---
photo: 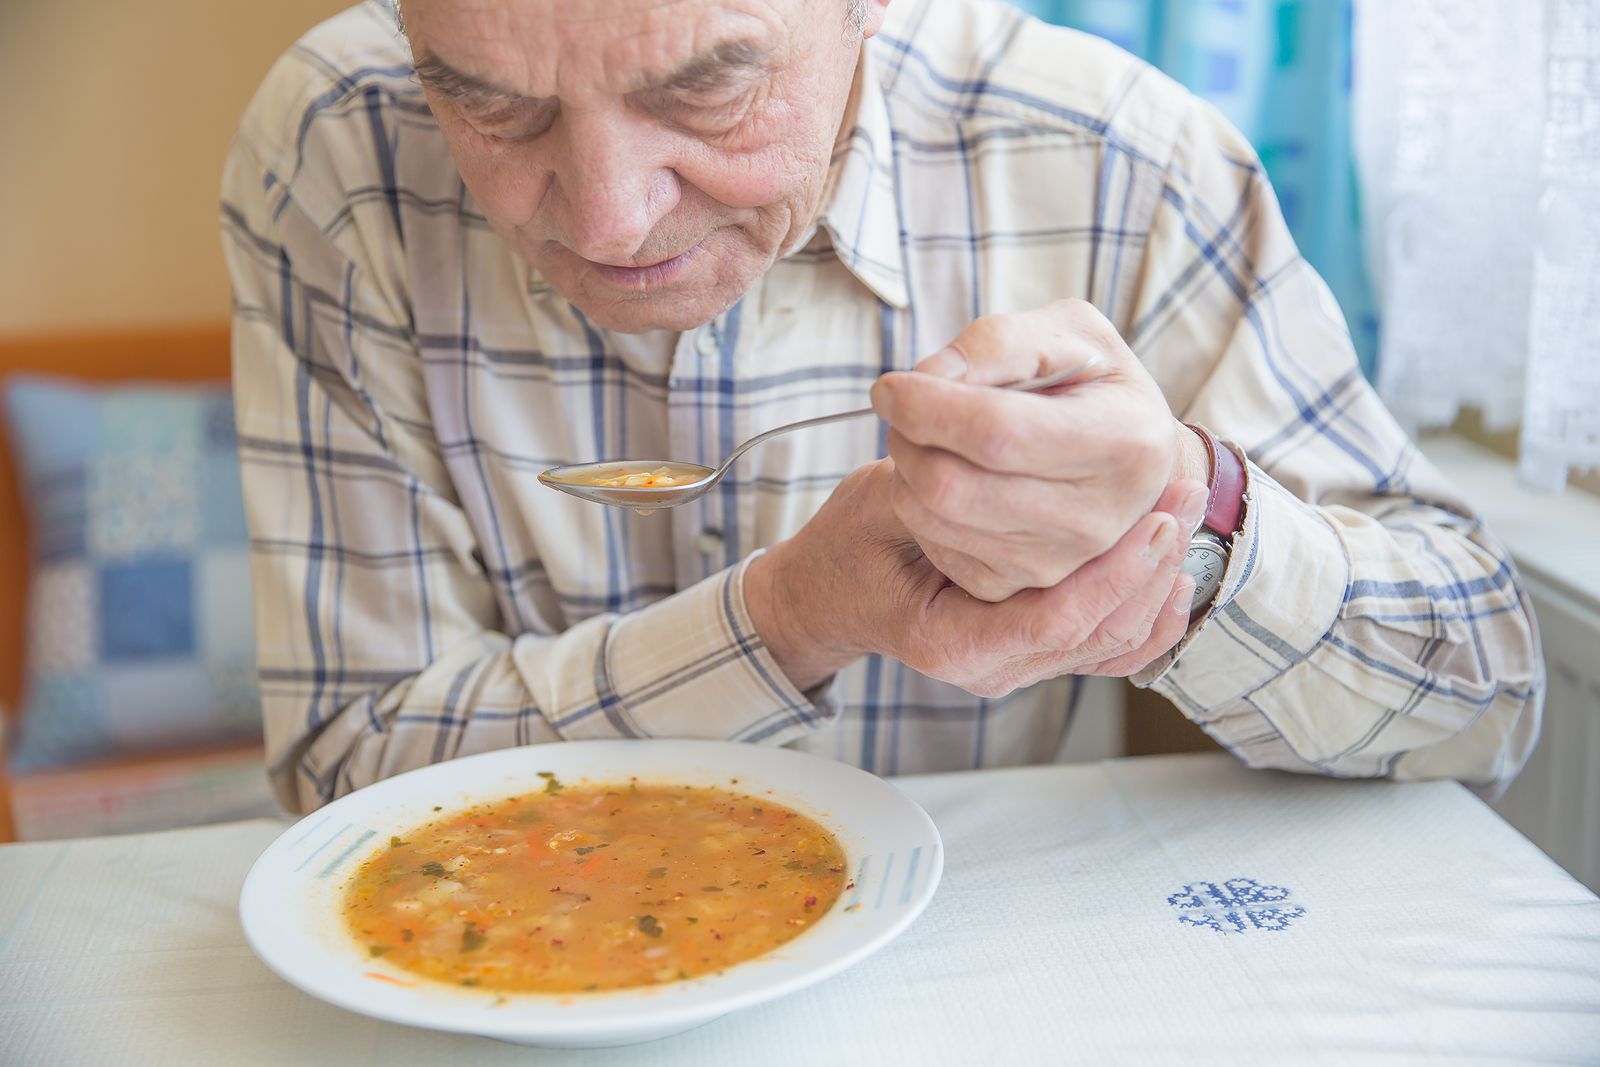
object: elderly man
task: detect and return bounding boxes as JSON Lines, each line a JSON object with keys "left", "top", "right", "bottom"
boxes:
{"left": 222, "top": 0, "right": 1542, "bottom": 814}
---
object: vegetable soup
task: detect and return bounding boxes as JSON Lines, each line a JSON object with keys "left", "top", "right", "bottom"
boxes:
{"left": 342, "top": 776, "right": 848, "bottom": 993}
{"left": 553, "top": 464, "right": 707, "bottom": 489}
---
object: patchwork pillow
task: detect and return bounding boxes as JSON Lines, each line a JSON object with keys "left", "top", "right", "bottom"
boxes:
{"left": 3, "top": 375, "right": 261, "bottom": 771}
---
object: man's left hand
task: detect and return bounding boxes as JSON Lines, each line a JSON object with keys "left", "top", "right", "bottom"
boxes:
{"left": 870, "top": 298, "right": 1211, "bottom": 603}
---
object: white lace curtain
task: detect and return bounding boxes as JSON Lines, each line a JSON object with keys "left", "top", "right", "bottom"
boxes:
{"left": 1354, "top": 0, "right": 1600, "bottom": 491}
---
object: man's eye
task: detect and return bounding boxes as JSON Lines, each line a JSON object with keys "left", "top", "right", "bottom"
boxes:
{"left": 661, "top": 87, "right": 758, "bottom": 129}
{"left": 675, "top": 85, "right": 752, "bottom": 110}
{"left": 462, "top": 100, "right": 556, "bottom": 141}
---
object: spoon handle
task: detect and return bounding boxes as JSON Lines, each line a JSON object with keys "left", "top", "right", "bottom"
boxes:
{"left": 714, "top": 406, "right": 876, "bottom": 474}
{"left": 713, "top": 358, "right": 1099, "bottom": 478}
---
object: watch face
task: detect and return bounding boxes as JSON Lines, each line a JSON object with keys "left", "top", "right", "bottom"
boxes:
{"left": 1181, "top": 538, "right": 1228, "bottom": 613}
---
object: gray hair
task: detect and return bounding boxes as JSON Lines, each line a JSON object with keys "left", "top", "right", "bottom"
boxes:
{"left": 393, "top": 1, "right": 871, "bottom": 40}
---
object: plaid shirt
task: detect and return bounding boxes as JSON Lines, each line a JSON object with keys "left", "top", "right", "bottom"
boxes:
{"left": 222, "top": 0, "right": 1542, "bottom": 813}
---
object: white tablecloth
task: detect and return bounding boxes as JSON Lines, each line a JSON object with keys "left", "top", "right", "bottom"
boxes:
{"left": 3, "top": 754, "right": 1598, "bottom": 1065}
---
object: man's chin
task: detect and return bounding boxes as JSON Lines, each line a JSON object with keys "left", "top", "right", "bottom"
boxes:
{"left": 559, "top": 280, "right": 750, "bottom": 335}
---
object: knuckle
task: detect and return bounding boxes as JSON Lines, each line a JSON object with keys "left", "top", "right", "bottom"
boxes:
{"left": 1103, "top": 613, "right": 1154, "bottom": 653}
{"left": 1055, "top": 296, "right": 1098, "bottom": 321}
{"left": 888, "top": 477, "right": 921, "bottom": 526}
{"left": 1105, "top": 555, "right": 1151, "bottom": 603}
{"left": 973, "top": 424, "right": 1021, "bottom": 470}
{"left": 966, "top": 313, "right": 1017, "bottom": 353}
{"left": 964, "top": 576, "right": 1011, "bottom": 603}
{"left": 1031, "top": 606, "right": 1089, "bottom": 650}
{"left": 1020, "top": 555, "right": 1068, "bottom": 590}
{"left": 919, "top": 457, "right": 968, "bottom": 520}
{"left": 1057, "top": 297, "right": 1118, "bottom": 343}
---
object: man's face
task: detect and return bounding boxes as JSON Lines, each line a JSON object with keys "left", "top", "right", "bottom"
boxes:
{"left": 402, "top": 0, "right": 881, "bottom": 333}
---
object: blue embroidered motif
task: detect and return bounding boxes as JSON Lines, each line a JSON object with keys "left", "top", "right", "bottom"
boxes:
{"left": 1167, "top": 878, "right": 1306, "bottom": 934}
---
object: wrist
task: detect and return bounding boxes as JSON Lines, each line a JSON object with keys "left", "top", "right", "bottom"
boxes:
{"left": 743, "top": 544, "right": 859, "bottom": 691}
{"left": 1173, "top": 421, "right": 1212, "bottom": 491}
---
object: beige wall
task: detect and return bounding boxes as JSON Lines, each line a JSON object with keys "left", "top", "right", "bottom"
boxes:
{"left": 0, "top": 0, "right": 351, "bottom": 334}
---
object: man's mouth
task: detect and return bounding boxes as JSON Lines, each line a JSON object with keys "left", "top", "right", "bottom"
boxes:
{"left": 585, "top": 243, "right": 703, "bottom": 289}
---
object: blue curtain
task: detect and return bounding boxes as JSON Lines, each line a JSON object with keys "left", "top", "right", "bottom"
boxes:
{"left": 1010, "top": 0, "right": 1377, "bottom": 373}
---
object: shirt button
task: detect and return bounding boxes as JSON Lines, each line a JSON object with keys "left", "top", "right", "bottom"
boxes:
{"left": 695, "top": 528, "right": 725, "bottom": 557}
{"left": 695, "top": 328, "right": 718, "bottom": 358}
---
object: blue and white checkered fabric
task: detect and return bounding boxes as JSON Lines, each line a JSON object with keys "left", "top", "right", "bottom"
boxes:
{"left": 4, "top": 377, "right": 261, "bottom": 770}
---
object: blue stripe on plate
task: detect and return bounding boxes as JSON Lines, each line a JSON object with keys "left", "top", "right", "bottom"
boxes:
{"left": 901, "top": 846, "right": 923, "bottom": 905}
{"left": 318, "top": 829, "right": 377, "bottom": 880}
{"left": 875, "top": 852, "right": 897, "bottom": 910}
{"left": 291, "top": 814, "right": 333, "bottom": 849}
{"left": 295, "top": 824, "right": 351, "bottom": 873}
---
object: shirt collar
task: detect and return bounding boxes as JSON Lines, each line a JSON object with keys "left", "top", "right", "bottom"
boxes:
{"left": 811, "top": 43, "right": 910, "bottom": 310}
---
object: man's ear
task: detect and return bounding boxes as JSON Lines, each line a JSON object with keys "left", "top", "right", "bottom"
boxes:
{"left": 861, "top": 0, "right": 891, "bottom": 39}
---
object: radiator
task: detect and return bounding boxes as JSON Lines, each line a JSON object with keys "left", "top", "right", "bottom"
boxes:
{"left": 1492, "top": 569, "right": 1600, "bottom": 893}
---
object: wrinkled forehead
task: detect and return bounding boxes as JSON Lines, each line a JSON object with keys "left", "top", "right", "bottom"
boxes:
{"left": 399, "top": 0, "right": 801, "bottom": 99}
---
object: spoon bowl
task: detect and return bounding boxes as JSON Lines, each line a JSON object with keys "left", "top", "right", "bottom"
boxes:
{"left": 536, "top": 460, "right": 717, "bottom": 511}
{"left": 538, "top": 360, "right": 1099, "bottom": 513}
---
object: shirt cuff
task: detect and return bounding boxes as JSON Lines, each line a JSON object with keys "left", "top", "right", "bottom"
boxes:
{"left": 1131, "top": 449, "right": 1350, "bottom": 698}
{"left": 515, "top": 556, "right": 840, "bottom": 746}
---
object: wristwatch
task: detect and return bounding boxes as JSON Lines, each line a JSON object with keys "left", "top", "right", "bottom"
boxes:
{"left": 1179, "top": 424, "right": 1247, "bottom": 617}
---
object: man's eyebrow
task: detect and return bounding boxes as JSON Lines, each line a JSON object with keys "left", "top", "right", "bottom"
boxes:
{"left": 412, "top": 54, "right": 524, "bottom": 101}
{"left": 649, "top": 40, "right": 772, "bottom": 93}
{"left": 412, "top": 39, "right": 772, "bottom": 103}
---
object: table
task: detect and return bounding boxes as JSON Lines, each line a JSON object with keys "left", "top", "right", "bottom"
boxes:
{"left": 3, "top": 754, "right": 1598, "bottom": 1065}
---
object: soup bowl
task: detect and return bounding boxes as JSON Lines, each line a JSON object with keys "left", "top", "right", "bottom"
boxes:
{"left": 238, "top": 739, "right": 943, "bottom": 1048}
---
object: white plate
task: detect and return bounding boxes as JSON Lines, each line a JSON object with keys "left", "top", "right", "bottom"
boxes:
{"left": 239, "top": 739, "right": 942, "bottom": 1048}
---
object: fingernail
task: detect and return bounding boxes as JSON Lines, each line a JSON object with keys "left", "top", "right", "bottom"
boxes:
{"left": 1144, "top": 514, "right": 1177, "bottom": 560}
{"left": 916, "top": 346, "right": 968, "bottom": 380}
{"left": 1180, "top": 485, "right": 1208, "bottom": 533}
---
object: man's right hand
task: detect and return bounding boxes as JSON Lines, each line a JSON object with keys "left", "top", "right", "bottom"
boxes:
{"left": 743, "top": 460, "right": 1202, "bottom": 698}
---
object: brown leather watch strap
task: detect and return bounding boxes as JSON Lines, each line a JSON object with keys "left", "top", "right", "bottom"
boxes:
{"left": 1185, "top": 423, "right": 1246, "bottom": 536}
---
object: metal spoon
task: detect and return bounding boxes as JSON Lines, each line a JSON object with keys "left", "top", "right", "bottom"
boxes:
{"left": 537, "top": 359, "right": 1099, "bottom": 512}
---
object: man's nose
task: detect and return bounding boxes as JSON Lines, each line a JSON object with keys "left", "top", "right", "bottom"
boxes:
{"left": 552, "top": 108, "right": 680, "bottom": 264}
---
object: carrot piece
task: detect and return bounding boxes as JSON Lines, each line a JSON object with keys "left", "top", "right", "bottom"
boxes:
{"left": 364, "top": 971, "right": 418, "bottom": 987}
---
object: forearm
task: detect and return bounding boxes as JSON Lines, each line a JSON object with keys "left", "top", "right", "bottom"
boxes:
{"left": 264, "top": 559, "right": 838, "bottom": 813}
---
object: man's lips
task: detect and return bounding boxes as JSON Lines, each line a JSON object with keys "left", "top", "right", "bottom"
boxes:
{"left": 584, "top": 243, "right": 703, "bottom": 289}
